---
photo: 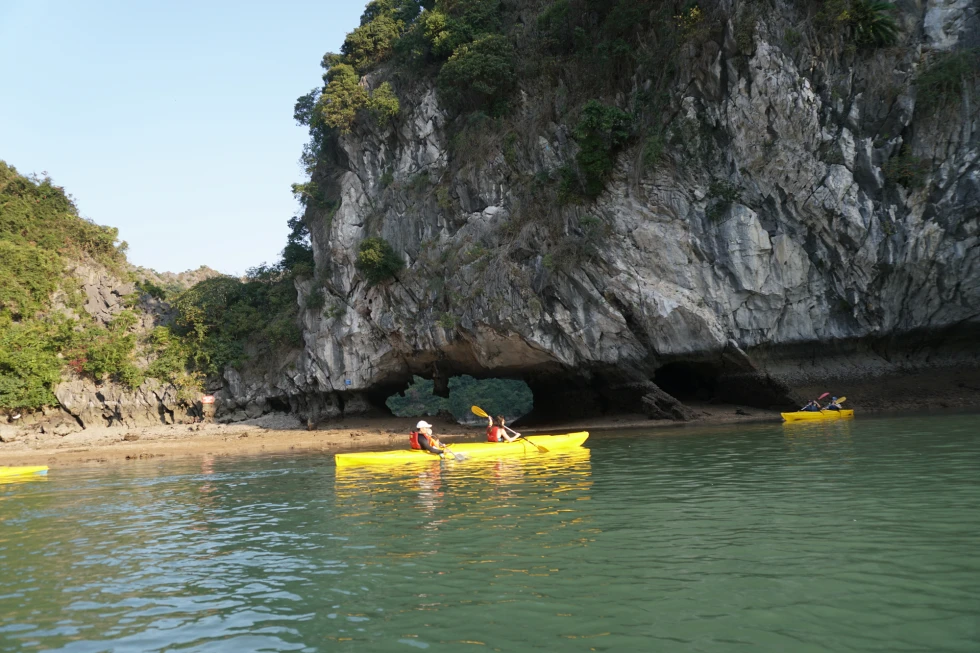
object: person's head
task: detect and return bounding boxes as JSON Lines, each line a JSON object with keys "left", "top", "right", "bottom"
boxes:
{"left": 416, "top": 420, "right": 433, "bottom": 435}
{"left": 831, "top": 397, "right": 837, "bottom": 402}
{"left": 495, "top": 415, "right": 506, "bottom": 426}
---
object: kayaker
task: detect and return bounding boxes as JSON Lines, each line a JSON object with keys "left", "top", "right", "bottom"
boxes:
{"left": 410, "top": 420, "right": 447, "bottom": 457}
{"left": 801, "top": 399, "right": 823, "bottom": 412}
{"left": 486, "top": 415, "right": 517, "bottom": 443}
{"left": 825, "top": 397, "right": 842, "bottom": 411}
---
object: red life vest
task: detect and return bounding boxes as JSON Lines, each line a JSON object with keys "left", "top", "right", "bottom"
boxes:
{"left": 410, "top": 430, "right": 433, "bottom": 450}
{"left": 487, "top": 425, "right": 504, "bottom": 442}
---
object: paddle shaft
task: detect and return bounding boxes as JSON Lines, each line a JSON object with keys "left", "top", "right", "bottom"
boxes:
{"left": 820, "top": 396, "right": 847, "bottom": 412}
{"left": 471, "top": 405, "right": 547, "bottom": 452}
{"left": 440, "top": 446, "right": 465, "bottom": 461}
{"left": 502, "top": 425, "right": 547, "bottom": 452}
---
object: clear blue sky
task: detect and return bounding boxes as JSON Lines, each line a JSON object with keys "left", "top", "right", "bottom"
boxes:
{"left": 0, "top": 0, "right": 363, "bottom": 275}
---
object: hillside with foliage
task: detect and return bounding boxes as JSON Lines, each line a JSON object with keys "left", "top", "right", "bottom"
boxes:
{"left": 0, "top": 161, "right": 144, "bottom": 411}
{"left": 158, "top": 260, "right": 309, "bottom": 380}
{"left": 0, "top": 161, "right": 313, "bottom": 415}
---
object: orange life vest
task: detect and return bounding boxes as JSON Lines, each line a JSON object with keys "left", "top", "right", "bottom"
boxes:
{"left": 410, "top": 430, "right": 434, "bottom": 450}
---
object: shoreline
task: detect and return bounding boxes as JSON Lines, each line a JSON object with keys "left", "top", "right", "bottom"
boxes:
{"left": 3, "top": 400, "right": 977, "bottom": 468}
{"left": 0, "top": 403, "right": 781, "bottom": 467}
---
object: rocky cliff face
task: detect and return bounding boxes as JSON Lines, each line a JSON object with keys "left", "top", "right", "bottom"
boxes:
{"left": 225, "top": 1, "right": 979, "bottom": 421}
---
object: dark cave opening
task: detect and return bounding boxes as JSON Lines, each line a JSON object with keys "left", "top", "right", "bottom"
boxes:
{"left": 520, "top": 367, "right": 664, "bottom": 426}
{"left": 268, "top": 396, "right": 291, "bottom": 413}
{"left": 520, "top": 376, "right": 604, "bottom": 426}
{"left": 653, "top": 361, "right": 720, "bottom": 402}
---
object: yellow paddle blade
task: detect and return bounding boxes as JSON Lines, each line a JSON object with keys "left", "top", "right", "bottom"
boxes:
{"left": 471, "top": 405, "right": 489, "bottom": 418}
{"left": 837, "top": 396, "right": 847, "bottom": 404}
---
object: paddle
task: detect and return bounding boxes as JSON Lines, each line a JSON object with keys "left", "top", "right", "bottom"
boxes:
{"left": 800, "top": 392, "right": 830, "bottom": 411}
{"left": 418, "top": 430, "right": 465, "bottom": 461}
{"left": 470, "top": 405, "right": 548, "bottom": 453}
{"left": 820, "top": 396, "right": 847, "bottom": 412}
{"left": 442, "top": 446, "right": 467, "bottom": 462}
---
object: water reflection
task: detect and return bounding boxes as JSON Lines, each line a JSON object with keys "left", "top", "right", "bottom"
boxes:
{"left": 782, "top": 416, "right": 855, "bottom": 438}
{"left": 0, "top": 473, "right": 49, "bottom": 487}
{"left": 334, "top": 449, "right": 592, "bottom": 503}
{"left": 3, "top": 419, "right": 979, "bottom": 652}
{"left": 782, "top": 416, "right": 856, "bottom": 464}
{"left": 324, "top": 449, "right": 596, "bottom": 648}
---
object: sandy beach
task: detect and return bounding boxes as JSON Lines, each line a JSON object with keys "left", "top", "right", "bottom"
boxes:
{"left": 0, "top": 403, "right": 792, "bottom": 467}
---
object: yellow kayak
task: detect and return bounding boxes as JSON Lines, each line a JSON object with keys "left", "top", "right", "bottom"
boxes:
{"left": 781, "top": 410, "right": 854, "bottom": 422}
{"left": 335, "top": 432, "right": 589, "bottom": 467}
{"left": 0, "top": 466, "right": 49, "bottom": 478}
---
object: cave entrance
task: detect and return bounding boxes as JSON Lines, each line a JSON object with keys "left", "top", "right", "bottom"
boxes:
{"left": 654, "top": 361, "right": 720, "bottom": 402}
{"left": 385, "top": 375, "right": 534, "bottom": 425}
{"left": 520, "top": 374, "right": 608, "bottom": 426}
{"left": 268, "top": 397, "right": 291, "bottom": 413}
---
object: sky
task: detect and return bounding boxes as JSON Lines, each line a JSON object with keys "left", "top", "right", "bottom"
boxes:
{"left": 0, "top": 0, "right": 364, "bottom": 275}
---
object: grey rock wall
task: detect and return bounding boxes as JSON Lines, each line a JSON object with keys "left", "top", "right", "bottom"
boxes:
{"left": 212, "top": 5, "right": 980, "bottom": 419}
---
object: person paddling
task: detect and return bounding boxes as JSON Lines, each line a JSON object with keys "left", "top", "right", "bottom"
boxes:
{"left": 410, "top": 420, "right": 448, "bottom": 457}
{"left": 486, "top": 415, "right": 517, "bottom": 443}
{"left": 800, "top": 399, "right": 823, "bottom": 412}
{"left": 825, "top": 397, "right": 842, "bottom": 411}
{"left": 799, "top": 392, "right": 833, "bottom": 412}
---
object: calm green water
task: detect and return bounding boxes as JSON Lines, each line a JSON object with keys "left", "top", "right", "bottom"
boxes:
{"left": 2, "top": 414, "right": 978, "bottom": 652}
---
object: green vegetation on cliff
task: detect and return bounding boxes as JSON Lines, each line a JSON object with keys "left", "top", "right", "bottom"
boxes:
{"left": 166, "top": 268, "right": 304, "bottom": 377}
{"left": 914, "top": 48, "right": 980, "bottom": 114}
{"left": 0, "top": 161, "right": 312, "bottom": 413}
{"left": 356, "top": 237, "right": 404, "bottom": 285}
{"left": 818, "top": 0, "right": 899, "bottom": 48}
{"left": 0, "top": 161, "right": 142, "bottom": 410}
{"left": 144, "top": 215, "right": 312, "bottom": 384}
{"left": 570, "top": 100, "right": 633, "bottom": 199}
{"left": 0, "top": 163, "right": 124, "bottom": 318}
{"left": 297, "top": 0, "right": 697, "bottom": 222}
{"left": 299, "top": 0, "right": 911, "bottom": 213}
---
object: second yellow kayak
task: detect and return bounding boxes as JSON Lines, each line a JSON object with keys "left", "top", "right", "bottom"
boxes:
{"left": 335, "top": 432, "right": 589, "bottom": 466}
{"left": 781, "top": 410, "right": 854, "bottom": 422}
{"left": 0, "top": 466, "right": 49, "bottom": 478}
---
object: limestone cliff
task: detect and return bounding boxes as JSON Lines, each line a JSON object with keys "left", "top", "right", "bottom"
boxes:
{"left": 224, "top": 0, "right": 979, "bottom": 421}
{"left": 49, "top": 265, "right": 224, "bottom": 431}
{"left": 3, "top": 263, "right": 224, "bottom": 440}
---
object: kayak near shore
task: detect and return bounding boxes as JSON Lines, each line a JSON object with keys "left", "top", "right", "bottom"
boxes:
{"left": 0, "top": 466, "right": 49, "bottom": 478}
{"left": 335, "top": 432, "right": 589, "bottom": 466}
{"left": 781, "top": 410, "right": 855, "bottom": 422}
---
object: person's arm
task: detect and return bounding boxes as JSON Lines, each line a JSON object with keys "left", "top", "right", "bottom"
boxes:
{"left": 418, "top": 433, "right": 443, "bottom": 455}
